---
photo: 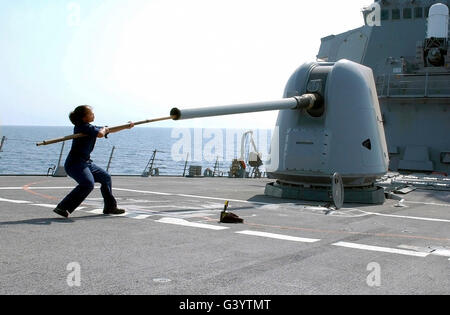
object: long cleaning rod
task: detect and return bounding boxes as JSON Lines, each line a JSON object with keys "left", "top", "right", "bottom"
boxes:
{"left": 36, "top": 116, "right": 175, "bottom": 146}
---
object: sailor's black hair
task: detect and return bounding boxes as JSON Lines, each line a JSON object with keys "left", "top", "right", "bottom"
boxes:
{"left": 69, "top": 105, "right": 92, "bottom": 126}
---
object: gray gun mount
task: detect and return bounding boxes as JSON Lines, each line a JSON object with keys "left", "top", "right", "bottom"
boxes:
{"left": 171, "top": 59, "right": 389, "bottom": 204}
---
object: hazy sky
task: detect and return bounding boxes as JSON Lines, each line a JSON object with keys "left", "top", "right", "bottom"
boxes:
{"left": 0, "top": 0, "right": 368, "bottom": 129}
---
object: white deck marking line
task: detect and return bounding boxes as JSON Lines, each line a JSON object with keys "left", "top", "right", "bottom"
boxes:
{"left": 23, "top": 187, "right": 78, "bottom": 190}
{"left": 87, "top": 209, "right": 127, "bottom": 217}
{"left": 398, "top": 245, "right": 450, "bottom": 258}
{"left": 405, "top": 201, "right": 450, "bottom": 207}
{"left": 236, "top": 230, "right": 320, "bottom": 243}
{"left": 114, "top": 188, "right": 450, "bottom": 224}
{"left": 175, "top": 193, "right": 271, "bottom": 205}
{"left": 5, "top": 186, "right": 450, "bottom": 208}
{"left": 27, "top": 204, "right": 86, "bottom": 210}
{"left": 332, "top": 242, "right": 429, "bottom": 257}
{"left": 7, "top": 186, "right": 450, "bottom": 223}
{"left": 157, "top": 217, "right": 229, "bottom": 230}
{"left": 0, "top": 194, "right": 148, "bottom": 220}
{"left": 0, "top": 186, "right": 102, "bottom": 191}
{"left": 29, "top": 204, "right": 57, "bottom": 208}
{"left": 85, "top": 205, "right": 174, "bottom": 210}
{"left": 113, "top": 188, "right": 173, "bottom": 196}
{"left": 126, "top": 213, "right": 151, "bottom": 220}
{"left": 138, "top": 205, "right": 174, "bottom": 209}
{"left": 87, "top": 209, "right": 104, "bottom": 214}
{"left": 113, "top": 188, "right": 270, "bottom": 205}
{"left": 428, "top": 249, "right": 450, "bottom": 257}
{"left": 361, "top": 211, "right": 450, "bottom": 223}
{"left": 0, "top": 197, "right": 32, "bottom": 204}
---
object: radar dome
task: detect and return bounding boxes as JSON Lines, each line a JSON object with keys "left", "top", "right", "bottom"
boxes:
{"left": 427, "top": 3, "right": 449, "bottom": 39}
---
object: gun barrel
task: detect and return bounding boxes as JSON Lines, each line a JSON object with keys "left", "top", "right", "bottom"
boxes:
{"left": 171, "top": 94, "right": 318, "bottom": 121}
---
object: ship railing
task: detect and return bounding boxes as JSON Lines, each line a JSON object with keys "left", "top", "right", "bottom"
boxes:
{"left": 98, "top": 146, "right": 267, "bottom": 178}
{"left": 0, "top": 139, "right": 268, "bottom": 178}
{"left": 376, "top": 72, "right": 450, "bottom": 98}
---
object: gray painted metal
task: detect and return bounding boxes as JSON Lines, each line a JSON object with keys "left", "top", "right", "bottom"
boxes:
{"left": 266, "top": 59, "right": 389, "bottom": 188}
{"left": 173, "top": 60, "right": 388, "bottom": 193}
{"left": 170, "top": 95, "right": 316, "bottom": 120}
{"left": 0, "top": 136, "right": 6, "bottom": 152}
{"left": 332, "top": 173, "right": 344, "bottom": 209}
{"left": 52, "top": 142, "right": 67, "bottom": 177}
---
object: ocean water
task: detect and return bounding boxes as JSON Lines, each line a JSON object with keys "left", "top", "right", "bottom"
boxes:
{"left": 0, "top": 126, "right": 272, "bottom": 176}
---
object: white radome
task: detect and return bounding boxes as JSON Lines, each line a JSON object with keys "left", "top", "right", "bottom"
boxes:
{"left": 427, "top": 3, "right": 449, "bottom": 39}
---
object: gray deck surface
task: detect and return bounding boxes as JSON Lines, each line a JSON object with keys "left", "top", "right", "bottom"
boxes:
{"left": 0, "top": 176, "right": 449, "bottom": 295}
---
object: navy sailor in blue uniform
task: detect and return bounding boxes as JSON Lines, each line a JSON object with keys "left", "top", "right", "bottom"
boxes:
{"left": 53, "top": 105, "right": 134, "bottom": 218}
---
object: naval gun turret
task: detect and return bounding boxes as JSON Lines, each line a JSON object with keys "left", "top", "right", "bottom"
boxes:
{"left": 172, "top": 59, "right": 389, "bottom": 205}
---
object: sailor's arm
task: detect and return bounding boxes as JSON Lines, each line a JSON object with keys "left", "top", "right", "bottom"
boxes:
{"left": 98, "top": 122, "right": 135, "bottom": 138}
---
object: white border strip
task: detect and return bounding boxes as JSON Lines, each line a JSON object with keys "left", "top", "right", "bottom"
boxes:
{"left": 333, "top": 241, "right": 429, "bottom": 257}
{"left": 236, "top": 230, "right": 320, "bottom": 243}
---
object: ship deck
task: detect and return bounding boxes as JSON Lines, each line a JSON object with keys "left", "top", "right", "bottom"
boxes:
{"left": 0, "top": 176, "right": 449, "bottom": 295}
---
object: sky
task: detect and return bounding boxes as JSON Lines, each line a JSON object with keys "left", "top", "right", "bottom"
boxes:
{"left": 0, "top": 0, "right": 369, "bottom": 129}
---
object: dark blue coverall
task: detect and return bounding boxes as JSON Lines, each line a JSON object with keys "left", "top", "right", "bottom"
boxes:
{"left": 57, "top": 123, "right": 117, "bottom": 213}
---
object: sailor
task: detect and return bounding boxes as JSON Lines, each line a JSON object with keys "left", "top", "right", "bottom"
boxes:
{"left": 53, "top": 105, "right": 134, "bottom": 218}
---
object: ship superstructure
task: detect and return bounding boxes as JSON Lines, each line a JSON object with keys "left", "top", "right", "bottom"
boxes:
{"left": 318, "top": 0, "right": 450, "bottom": 173}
